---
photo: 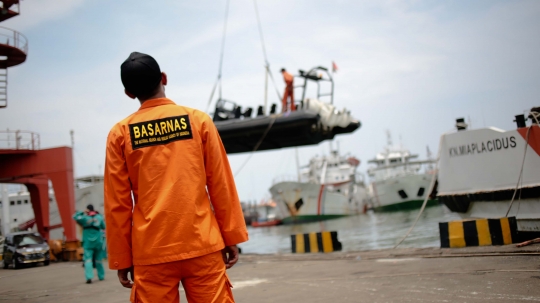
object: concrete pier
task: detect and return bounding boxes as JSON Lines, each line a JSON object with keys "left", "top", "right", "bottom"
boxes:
{"left": 1, "top": 245, "right": 540, "bottom": 302}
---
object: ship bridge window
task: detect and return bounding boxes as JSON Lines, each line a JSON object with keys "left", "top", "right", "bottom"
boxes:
{"left": 24, "top": 200, "right": 28, "bottom": 204}
{"left": 10, "top": 201, "right": 15, "bottom": 206}
{"left": 417, "top": 187, "right": 425, "bottom": 197}
{"left": 17, "top": 200, "right": 21, "bottom": 205}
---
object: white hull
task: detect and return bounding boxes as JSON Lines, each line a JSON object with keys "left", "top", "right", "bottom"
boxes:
{"left": 438, "top": 123, "right": 540, "bottom": 231}
{"left": 369, "top": 173, "right": 434, "bottom": 210}
{"left": 269, "top": 181, "right": 365, "bottom": 221}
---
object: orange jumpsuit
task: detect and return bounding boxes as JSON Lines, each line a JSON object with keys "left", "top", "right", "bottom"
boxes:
{"left": 282, "top": 71, "right": 295, "bottom": 112}
{"left": 104, "top": 98, "right": 248, "bottom": 302}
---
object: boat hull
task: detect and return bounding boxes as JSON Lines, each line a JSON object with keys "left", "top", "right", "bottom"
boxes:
{"left": 369, "top": 173, "right": 436, "bottom": 212}
{"left": 269, "top": 181, "right": 362, "bottom": 223}
{"left": 372, "top": 199, "right": 438, "bottom": 212}
{"left": 437, "top": 125, "right": 540, "bottom": 231}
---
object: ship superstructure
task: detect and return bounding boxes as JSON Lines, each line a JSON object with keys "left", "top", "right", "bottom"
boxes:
{"left": 367, "top": 133, "right": 437, "bottom": 211}
{"left": 270, "top": 149, "right": 368, "bottom": 224}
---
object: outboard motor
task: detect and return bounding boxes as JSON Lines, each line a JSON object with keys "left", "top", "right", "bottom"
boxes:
{"left": 270, "top": 104, "right": 277, "bottom": 114}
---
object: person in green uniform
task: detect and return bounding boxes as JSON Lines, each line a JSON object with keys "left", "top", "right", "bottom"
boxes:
{"left": 73, "top": 204, "right": 106, "bottom": 284}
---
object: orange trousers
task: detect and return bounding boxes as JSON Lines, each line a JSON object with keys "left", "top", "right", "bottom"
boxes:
{"left": 282, "top": 85, "right": 295, "bottom": 112}
{"left": 131, "top": 251, "right": 234, "bottom": 303}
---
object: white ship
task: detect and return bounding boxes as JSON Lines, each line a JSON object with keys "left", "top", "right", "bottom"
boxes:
{"left": 269, "top": 148, "right": 368, "bottom": 224}
{"left": 366, "top": 132, "right": 437, "bottom": 212}
{"left": 0, "top": 176, "right": 104, "bottom": 240}
{"left": 438, "top": 109, "right": 540, "bottom": 233}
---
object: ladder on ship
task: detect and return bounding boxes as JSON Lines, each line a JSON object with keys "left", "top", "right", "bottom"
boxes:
{"left": 0, "top": 68, "right": 6, "bottom": 108}
{"left": 0, "top": 0, "right": 26, "bottom": 109}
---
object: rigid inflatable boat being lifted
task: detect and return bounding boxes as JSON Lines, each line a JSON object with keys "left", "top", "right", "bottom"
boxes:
{"left": 212, "top": 66, "right": 361, "bottom": 154}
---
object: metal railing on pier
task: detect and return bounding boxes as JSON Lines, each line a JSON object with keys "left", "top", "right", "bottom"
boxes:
{"left": 0, "top": 130, "right": 40, "bottom": 150}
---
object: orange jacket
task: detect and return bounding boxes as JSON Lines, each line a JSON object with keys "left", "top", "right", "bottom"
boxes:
{"left": 104, "top": 98, "right": 248, "bottom": 270}
{"left": 282, "top": 71, "right": 294, "bottom": 86}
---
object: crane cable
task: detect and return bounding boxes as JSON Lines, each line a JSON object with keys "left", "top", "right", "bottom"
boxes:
{"left": 207, "top": 0, "right": 282, "bottom": 177}
{"left": 234, "top": 116, "right": 277, "bottom": 177}
{"left": 252, "top": 0, "right": 282, "bottom": 101}
{"left": 233, "top": 0, "right": 284, "bottom": 177}
{"left": 206, "top": 0, "right": 231, "bottom": 113}
{"left": 393, "top": 135, "right": 443, "bottom": 249}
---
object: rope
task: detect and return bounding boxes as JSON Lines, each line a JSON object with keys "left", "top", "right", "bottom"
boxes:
{"left": 393, "top": 135, "right": 443, "bottom": 249}
{"left": 505, "top": 111, "right": 540, "bottom": 217}
{"left": 252, "top": 0, "right": 282, "bottom": 101}
{"left": 206, "top": 0, "right": 230, "bottom": 113}
{"left": 234, "top": 116, "right": 277, "bottom": 177}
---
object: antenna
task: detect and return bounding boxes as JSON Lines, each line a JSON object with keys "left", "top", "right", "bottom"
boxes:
{"left": 386, "top": 130, "right": 392, "bottom": 147}
{"left": 70, "top": 129, "right": 74, "bottom": 148}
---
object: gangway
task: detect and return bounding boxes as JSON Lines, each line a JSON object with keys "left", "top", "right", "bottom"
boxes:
{"left": 0, "top": 0, "right": 27, "bottom": 108}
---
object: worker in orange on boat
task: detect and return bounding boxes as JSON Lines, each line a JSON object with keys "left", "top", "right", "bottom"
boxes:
{"left": 281, "top": 68, "right": 296, "bottom": 112}
{"left": 104, "top": 52, "right": 248, "bottom": 303}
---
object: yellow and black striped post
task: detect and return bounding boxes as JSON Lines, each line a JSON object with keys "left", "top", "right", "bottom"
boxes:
{"left": 291, "top": 231, "right": 342, "bottom": 253}
{"left": 439, "top": 217, "right": 517, "bottom": 248}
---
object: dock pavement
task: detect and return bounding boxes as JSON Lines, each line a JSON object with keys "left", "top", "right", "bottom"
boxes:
{"left": 1, "top": 245, "right": 540, "bottom": 302}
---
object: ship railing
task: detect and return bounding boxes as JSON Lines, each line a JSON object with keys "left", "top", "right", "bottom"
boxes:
{"left": 367, "top": 159, "right": 435, "bottom": 172}
{"left": 0, "top": 26, "right": 28, "bottom": 55}
{"left": 272, "top": 175, "right": 299, "bottom": 185}
{"left": 0, "top": 130, "right": 40, "bottom": 150}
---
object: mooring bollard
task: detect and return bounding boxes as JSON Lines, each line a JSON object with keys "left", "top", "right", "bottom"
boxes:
{"left": 439, "top": 217, "right": 517, "bottom": 248}
{"left": 291, "top": 231, "right": 342, "bottom": 253}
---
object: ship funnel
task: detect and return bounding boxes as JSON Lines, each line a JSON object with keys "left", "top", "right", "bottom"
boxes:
{"left": 455, "top": 118, "right": 468, "bottom": 131}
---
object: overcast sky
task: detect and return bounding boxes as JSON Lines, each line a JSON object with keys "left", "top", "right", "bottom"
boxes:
{"left": 1, "top": 0, "right": 539, "bottom": 202}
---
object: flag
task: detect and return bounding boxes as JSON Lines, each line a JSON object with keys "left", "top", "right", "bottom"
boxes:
{"left": 332, "top": 61, "right": 338, "bottom": 73}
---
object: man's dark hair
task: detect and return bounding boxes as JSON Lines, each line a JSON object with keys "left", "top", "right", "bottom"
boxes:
{"left": 121, "top": 52, "right": 162, "bottom": 99}
{"left": 87, "top": 204, "right": 94, "bottom": 212}
{"left": 281, "top": 68, "right": 286, "bottom": 72}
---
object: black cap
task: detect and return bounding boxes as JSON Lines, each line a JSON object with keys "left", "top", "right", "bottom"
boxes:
{"left": 87, "top": 204, "right": 94, "bottom": 211}
{"left": 121, "top": 52, "right": 162, "bottom": 96}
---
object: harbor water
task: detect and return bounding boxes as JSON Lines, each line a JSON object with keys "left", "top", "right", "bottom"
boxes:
{"left": 240, "top": 205, "right": 461, "bottom": 254}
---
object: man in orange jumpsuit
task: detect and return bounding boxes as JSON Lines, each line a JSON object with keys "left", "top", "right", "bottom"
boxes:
{"left": 104, "top": 52, "right": 248, "bottom": 303}
{"left": 281, "top": 68, "right": 296, "bottom": 112}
